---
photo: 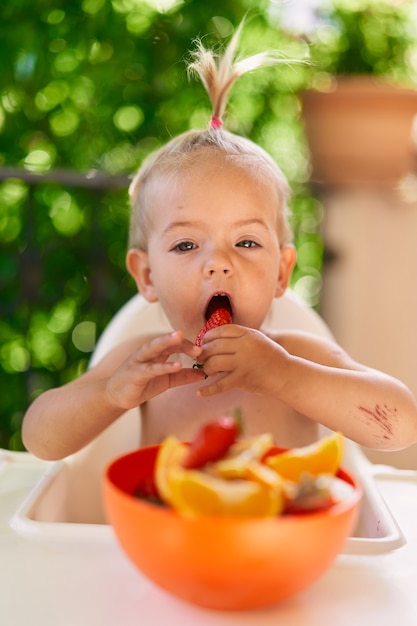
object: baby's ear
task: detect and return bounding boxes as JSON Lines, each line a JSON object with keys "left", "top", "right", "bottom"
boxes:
{"left": 126, "top": 248, "right": 158, "bottom": 302}
{"left": 275, "top": 244, "right": 297, "bottom": 297}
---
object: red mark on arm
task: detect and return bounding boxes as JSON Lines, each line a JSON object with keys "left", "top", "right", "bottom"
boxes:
{"left": 358, "top": 404, "right": 397, "bottom": 439}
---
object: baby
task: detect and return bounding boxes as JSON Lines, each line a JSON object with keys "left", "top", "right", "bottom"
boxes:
{"left": 22, "top": 24, "right": 417, "bottom": 460}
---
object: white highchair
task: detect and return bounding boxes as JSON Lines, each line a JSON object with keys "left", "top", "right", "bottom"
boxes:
{"left": 60, "top": 289, "right": 366, "bottom": 524}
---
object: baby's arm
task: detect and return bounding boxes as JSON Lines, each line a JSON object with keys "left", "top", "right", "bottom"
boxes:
{"left": 197, "top": 325, "right": 417, "bottom": 451}
{"left": 22, "top": 331, "right": 204, "bottom": 460}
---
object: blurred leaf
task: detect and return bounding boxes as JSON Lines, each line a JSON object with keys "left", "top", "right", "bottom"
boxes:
{"left": 0, "top": 0, "right": 322, "bottom": 450}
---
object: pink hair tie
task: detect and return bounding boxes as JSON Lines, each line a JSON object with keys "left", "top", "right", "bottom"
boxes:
{"left": 210, "top": 115, "right": 223, "bottom": 129}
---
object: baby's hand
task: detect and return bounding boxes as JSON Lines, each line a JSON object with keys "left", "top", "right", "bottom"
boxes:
{"left": 196, "top": 325, "right": 289, "bottom": 397}
{"left": 105, "top": 331, "right": 205, "bottom": 410}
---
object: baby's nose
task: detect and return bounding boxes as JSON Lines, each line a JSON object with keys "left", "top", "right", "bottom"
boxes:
{"left": 204, "top": 251, "right": 233, "bottom": 277}
{"left": 209, "top": 267, "right": 230, "bottom": 275}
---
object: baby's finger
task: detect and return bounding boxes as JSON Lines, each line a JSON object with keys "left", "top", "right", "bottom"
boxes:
{"left": 196, "top": 373, "right": 233, "bottom": 397}
{"left": 177, "top": 339, "right": 202, "bottom": 359}
{"left": 197, "top": 353, "right": 236, "bottom": 377}
{"left": 134, "top": 331, "right": 185, "bottom": 363}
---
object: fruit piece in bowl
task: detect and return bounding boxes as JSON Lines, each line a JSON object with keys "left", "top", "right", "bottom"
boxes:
{"left": 103, "top": 420, "right": 361, "bottom": 611}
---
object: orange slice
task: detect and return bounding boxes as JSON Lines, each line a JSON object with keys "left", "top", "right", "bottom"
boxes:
{"left": 245, "top": 460, "right": 286, "bottom": 491}
{"left": 211, "top": 433, "right": 274, "bottom": 479}
{"left": 167, "top": 467, "right": 283, "bottom": 517}
{"left": 154, "top": 436, "right": 188, "bottom": 504}
{"left": 265, "top": 432, "right": 344, "bottom": 482}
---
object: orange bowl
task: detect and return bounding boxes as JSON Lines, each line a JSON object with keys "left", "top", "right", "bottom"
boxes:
{"left": 103, "top": 445, "right": 361, "bottom": 611}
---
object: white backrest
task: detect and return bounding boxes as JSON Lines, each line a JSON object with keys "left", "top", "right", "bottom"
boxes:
{"left": 87, "top": 290, "right": 335, "bottom": 460}
{"left": 65, "top": 290, "right": 363, "bottom": 523}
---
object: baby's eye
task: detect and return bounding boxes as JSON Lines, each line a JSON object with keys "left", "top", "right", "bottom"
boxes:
{"left": 237, "top": 239, "right": 259, "bottom": 249}
{"left": 172, "top": 241, "right": 196, "bottom": 253}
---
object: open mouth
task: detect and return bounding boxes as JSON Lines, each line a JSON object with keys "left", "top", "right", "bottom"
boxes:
{"left": 205, "top": 294, "right": 233, "bottom": 321}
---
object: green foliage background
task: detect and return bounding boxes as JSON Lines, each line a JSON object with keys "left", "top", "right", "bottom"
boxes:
{"left": 0, "top": 0, "right": 322, "bottom": 451}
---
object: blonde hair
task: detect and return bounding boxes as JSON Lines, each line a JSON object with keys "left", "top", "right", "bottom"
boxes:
{"left": 128, "top": 22, "right": 293, "bottom": 251}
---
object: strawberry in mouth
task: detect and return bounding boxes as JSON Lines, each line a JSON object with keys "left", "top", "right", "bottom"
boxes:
{"left": 195, "top": 295, "right": 233, "bottom": 347}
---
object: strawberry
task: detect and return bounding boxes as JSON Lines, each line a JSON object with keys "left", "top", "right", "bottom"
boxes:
{"left": 195, "top": 308, "right": 232, "bottom": 347}
{"left": 182, "top": 415, "right": 240, "bottom": 469}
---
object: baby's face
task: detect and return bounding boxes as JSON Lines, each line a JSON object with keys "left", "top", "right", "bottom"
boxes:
{"left": 142, "top": 158, "right": 294, "bottom": 341}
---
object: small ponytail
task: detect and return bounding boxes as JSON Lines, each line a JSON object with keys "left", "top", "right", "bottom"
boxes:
{"left": 188, "top": 20, "right": 292, "bottom": 129}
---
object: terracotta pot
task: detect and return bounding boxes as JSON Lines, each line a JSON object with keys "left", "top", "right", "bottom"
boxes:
{"left": 301, "top": 76, "right": 417, "bottom": 185}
